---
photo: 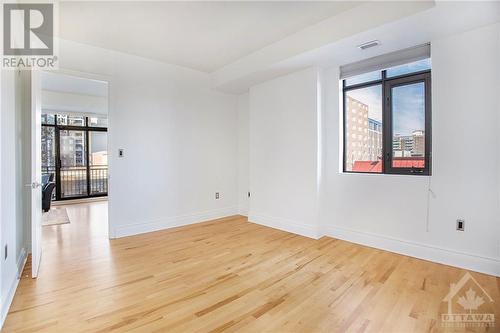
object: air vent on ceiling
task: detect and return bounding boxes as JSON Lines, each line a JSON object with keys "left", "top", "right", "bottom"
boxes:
{"left": 357, "top": 40, "right": 380, "bottom": 50}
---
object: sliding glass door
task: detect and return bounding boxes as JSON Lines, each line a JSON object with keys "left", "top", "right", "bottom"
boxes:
{"left": 59, "top": 129, "right": 88, "bottom": 198}
{"left": 89, "top": 131, "right": 108, "bottom": 195}
{"left": 42, "top": 114, "right": 108, "bottom": 200}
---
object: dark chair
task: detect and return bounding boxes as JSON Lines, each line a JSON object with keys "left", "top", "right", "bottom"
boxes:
{"left": 42, "top": 174, "right": 49, "bottom": 186}
{"left": 42, "top": 182, "right": 56, "bottom": 212}
{"left": 42, "top": 173, "right": 54, "bottom": 187}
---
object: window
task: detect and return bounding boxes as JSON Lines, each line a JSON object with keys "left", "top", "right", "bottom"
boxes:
{"left": 344, "top": 85, "right": 382, "bottom": 173}
{"left": 342, "top": 58, "right": 431, "bottom": 175}
{"left": 42, "top": 113, "right": 56, "bottom": 125}
{"left": 89, "top": 115, "right": 108, "bottom": 128}
{"left": 344, "top": 70, "right": 381, "bottom": 87}
{"left": 41, "top": 113, "right": 108, "bottom": 200}
{"left": 386, "top": 58, "right": 431, "bottom": 78}
{"left": 57, "top": 114, "right": 85, "bottom": 126}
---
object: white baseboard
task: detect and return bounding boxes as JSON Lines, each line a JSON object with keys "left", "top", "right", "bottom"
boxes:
{"left": 238, "top": 206, "right": 248, "bottom": 217}
{"left": 324, "top": 225, "right": 500, "bottom": 277}
{"left": 115, "top": 206, "right": 239, "bottom": 238}
{"left": 1, "top": 248, "right": 28, "bottom": 328}
{"left": 16, "top": 248, "right": 27, "bottom": 278}
{"left": 53, "top": 196, "right": 107, "bottom": 206}
{"left": 248, "top": 212, "right": 320, "bottom": 239}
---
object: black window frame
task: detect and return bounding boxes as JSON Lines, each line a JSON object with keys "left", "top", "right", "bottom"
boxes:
{"left": 343, "top": 67, "right": 432, "bottom": 176}
{"left": 42, "top": 114, "right": 108, "bottom": 201}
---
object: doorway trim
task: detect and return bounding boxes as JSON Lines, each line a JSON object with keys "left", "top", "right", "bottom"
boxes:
{"left": 42, "top": 68, "right": 115, "bottom": 238}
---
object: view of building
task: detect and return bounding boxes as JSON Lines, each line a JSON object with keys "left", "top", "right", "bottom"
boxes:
{"left": 368, "top": 118, "right": 383, "bottom": 161}
{"left": 41, "top": 112, "right": 108, "bottom": 199}
{"left": 345, "top": 96, "right": 382, "bottom": 171}
{"left": 60, "top": 131, "right": 86, "bottom": 166}
{"left": 91, "top": 151, "right": 108, "bottom": 165}
{"left": 392, "top": 130, "right": 425, "bottom": 157}
{"left": 347, "top": 96, "right": 425, "bottom": 172}
{"left": 41, "top": 127, "right": 56, "bottom": 168}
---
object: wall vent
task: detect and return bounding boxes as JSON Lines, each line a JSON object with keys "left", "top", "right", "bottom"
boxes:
{"left": 358, "top": 40, "right": 380, "bottom": 50}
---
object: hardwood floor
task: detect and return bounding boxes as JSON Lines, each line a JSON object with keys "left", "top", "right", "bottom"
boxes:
{"left": 3, "top": 202, "right": 499, "bottom": 332}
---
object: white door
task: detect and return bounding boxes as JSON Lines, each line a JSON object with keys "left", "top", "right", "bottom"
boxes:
{"left": 28, "top": 70, "right": 43, "bottom": 278}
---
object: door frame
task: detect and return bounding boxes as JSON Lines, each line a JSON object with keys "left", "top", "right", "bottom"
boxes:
{"left": 28, "top": 69, "right": 43, "bottom": 278}
{"left": 40, "top": 68, "right": 114, "bottom": 238}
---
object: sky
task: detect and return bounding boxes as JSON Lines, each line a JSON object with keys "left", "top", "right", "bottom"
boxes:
{"left": 392, "top": 82, "right": 425, "bottom": 136}
{"left": 347, "top": 85, "right": 382, "bottom": 122}
{"left": 346, "top": 58, "right": 429, "bottom": 136}
{"left": 347, "top": 84, "right": 425, "bottom": 136}
{"left": 386, "top": 58, "right": 431, "bottom": 78}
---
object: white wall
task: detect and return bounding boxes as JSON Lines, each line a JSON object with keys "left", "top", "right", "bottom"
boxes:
{"left": 427, "top": 23, "right": 499, "bottom": 261}
{"left": 248, "top": 67, "right": 320, "bottom": 238}
{"left": 237, "top": 93, "right": 249, "bottom": 216}
{"left": 321, "top": 23, "right": 500, "bottom": 276}
{"left": 244, "top": 23, "right": 500, "bottom": 276}
{"left": 0, "top": 67, "right": 2, "bottom": 325}
{"left": 58, "top": 39, "right": 239, "bottom": 237}
{"left": 0, "top": 70, "right": 28, "bottom": 324}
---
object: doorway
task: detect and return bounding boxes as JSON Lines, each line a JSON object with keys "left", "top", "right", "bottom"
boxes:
{"left": 40, "top": 71, "right": 109, "bottom": 202}
{"left": 26, "top": 70, "right": 111, "bottom": 279}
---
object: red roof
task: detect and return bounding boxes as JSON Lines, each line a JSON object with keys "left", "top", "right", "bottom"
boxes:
{"left": 352, "top": 161, "right": 382, "bottom": 173}
{"left": 352, "top": 158, "right": 424, "bottom": 173}
{"left": 393, "top": 158, "right": 425, "bottom": 168}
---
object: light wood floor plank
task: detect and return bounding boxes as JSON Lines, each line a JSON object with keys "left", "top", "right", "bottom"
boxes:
{"left": 2, "top": 201, "right": 499, "bottom": 332}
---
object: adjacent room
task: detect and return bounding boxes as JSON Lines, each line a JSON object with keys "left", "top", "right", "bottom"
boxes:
{"left": 40, "top": 72, "right": 109, "bottom": 230}
{"left": 0, "top": 1, "right": 499, "bottom": 332}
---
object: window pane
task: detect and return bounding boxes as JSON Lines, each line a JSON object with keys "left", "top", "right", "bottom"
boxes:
{"left": 41, "top": 126, "right": 57, "bottom": 198}
{"left": 88, "top": 115, "right": 108, "bottom": 128}
{"left": 386, "top": 58, "right": 431, "bottom": 78}
{"left": 345, "top": 85, "right": 383, "bottom": 173}
{"left": 391, "top": 82, "right": 425, "bottom": 169}
{"left": 89, "top": 131, "right": 108, "bottom": 195}
{"left": 41, "top": 126, "right": 56, "bottom": 169}
{"left": 42, "top": 113, "right": 55, "bottom": 125}
{"left": 60, "top": 130, "right": 87, "bottom": 198}
{"left": 57, "top": 114, "right": 85, "bottom": 126}
{"left": 344, "top": 70, "right": 381, "bottom": 86}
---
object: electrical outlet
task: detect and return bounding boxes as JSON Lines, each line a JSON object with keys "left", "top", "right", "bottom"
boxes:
{"left": 118, "top": 149, "right": 124, "bottom": 158}
{"left": 4, "top": 244, "right": 7, "bottom": 260}
{"left": 456, "top": 219, "right": 465, "bottom": 231}
{"left": 215, "top": 192, "right": 220, "bottom": 199}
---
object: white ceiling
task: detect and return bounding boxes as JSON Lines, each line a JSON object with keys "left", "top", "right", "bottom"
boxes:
{"left": 56, "top": 1, "right": 499, "bottom": 94}
{"left": 59, "top": 1, "right": 361, "bottom": 73}
{"left": 212, "top": 1, "right": 500, "bottom": 93}
{"left": 42, "top": 72, "right": 109, "bottom": 115}
{"left": 42, "top": 71, "right": 108, "bottom": 97}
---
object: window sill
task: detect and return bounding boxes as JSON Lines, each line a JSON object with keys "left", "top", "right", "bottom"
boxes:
{"left": 339, "top": 171, "right": 431, "bottom": 178}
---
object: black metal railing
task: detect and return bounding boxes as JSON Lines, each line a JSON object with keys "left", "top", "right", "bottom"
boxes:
{"left": 42, "top": 165, "right": 108, "bottom": 200}
{"left": 60, "top": 166, "right": 88, "bottom": 198}
{"left": 42, "top": 165, "right": 56, "bottom": 178}
{"left": 90, "top": 166, "right": 108, "bottom": 195}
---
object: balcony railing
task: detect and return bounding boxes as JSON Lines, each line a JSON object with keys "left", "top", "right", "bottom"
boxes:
{"left": 42, "top": 165, "right": 108, "bottom": 200}
{"left": 90, "top": 166, "right": 108, "bottom": 195}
